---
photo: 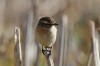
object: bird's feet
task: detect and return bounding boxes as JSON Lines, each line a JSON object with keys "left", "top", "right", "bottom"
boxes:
{"left": 42, "top": 46, "right": 52, "bottom": 57}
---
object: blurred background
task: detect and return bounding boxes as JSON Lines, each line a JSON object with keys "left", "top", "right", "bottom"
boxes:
{"left": 0, "top": 0, "right": 100, "bottom": 66}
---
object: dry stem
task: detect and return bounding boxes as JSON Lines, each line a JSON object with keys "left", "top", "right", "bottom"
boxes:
{"left": 14, "top": 27, "right": 23, "bottom": 66}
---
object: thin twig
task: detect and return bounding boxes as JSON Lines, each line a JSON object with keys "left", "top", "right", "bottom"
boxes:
{"left": 14, "top": 27, "right": 23, "bottom": 66}
{"left": 89, "top": 21, "right": 100, "bottom": 66}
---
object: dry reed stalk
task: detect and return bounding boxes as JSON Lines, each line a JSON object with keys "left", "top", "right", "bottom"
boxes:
{"left": 89, "top": 21, "right": 100, "bottom": 66}
{"left": 14, "top": 27, "right": 23, "bottom": 66}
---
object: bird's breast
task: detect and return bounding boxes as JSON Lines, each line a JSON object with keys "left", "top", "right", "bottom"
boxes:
{"left": 35, "top": 26, "right": 57, "bottom": 47}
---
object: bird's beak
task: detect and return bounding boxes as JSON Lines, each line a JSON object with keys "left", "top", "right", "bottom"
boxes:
{"left": 53, "top": 23, "right": 58, "bottom": 25}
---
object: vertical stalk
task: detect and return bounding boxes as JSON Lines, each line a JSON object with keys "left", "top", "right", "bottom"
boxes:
{"left": 14, "top": 27, "right": 23, "bottom": 66}
{"left": 89, "top": 21, "right": 100, "bottom": 66}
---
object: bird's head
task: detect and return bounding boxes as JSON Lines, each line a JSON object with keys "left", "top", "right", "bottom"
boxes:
{"left": 38, "top": 17, "right": 58, "bottom": 28}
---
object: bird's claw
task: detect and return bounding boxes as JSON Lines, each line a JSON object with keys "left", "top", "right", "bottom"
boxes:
{"left": 42, "top": 46, "right": 52, "bottom": 56}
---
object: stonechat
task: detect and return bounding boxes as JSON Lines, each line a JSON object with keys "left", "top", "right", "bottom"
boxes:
{"left": 35, "top": 16, "right": 58, "bottom": 53}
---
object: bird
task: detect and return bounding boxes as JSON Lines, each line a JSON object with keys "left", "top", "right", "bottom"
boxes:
{"left": 35, "top": 16, "right": 58, "bottom": 54}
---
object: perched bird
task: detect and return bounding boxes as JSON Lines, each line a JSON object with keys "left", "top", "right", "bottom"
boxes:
{"left": 35, "top": 16, "right": 58, "bottom": 53}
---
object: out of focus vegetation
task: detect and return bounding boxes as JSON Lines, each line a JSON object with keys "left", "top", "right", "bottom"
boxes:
{"left": 0, "top": 0, "right": 100, "bottom": 66}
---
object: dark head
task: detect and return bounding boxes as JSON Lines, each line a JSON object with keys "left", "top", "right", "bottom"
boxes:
{"left": 38, "top": 17, "right": 58, "bottom": 28}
